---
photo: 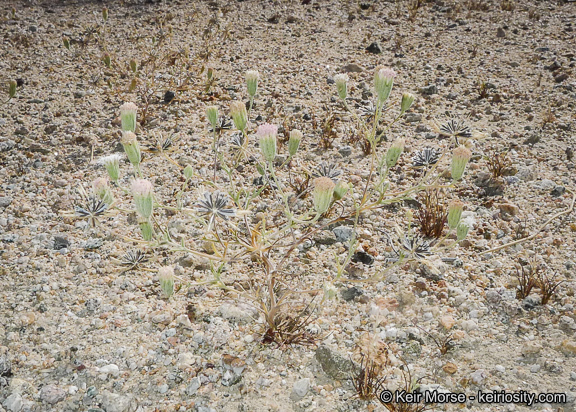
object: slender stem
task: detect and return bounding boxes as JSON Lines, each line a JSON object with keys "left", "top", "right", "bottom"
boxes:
{"left": 480, "top": 190, "right": 576, "bottom": 255}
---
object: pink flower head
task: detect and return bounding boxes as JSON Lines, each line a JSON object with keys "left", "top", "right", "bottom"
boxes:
{"left": 92, "top": 177, "right": 108, "bottom": 192}
{"left": 374, "top": 66, "right": 397, "bottom": 103}
{"left": 131, "top": 179, "right": 153, "bottom": 197}
{"left": 256, "top": 123, "right": 278, "bottom": 139}
{"left": 256, "top": 123, "right": 278, "bottom": 137}
{"left": 376, "top": 67, "right": 397, "bottom": 81}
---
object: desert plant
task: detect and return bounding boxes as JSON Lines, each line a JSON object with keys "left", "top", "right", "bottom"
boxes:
{"left": 62, "top": 64, "right": 479, "bottom": 347}
{"left": 541, "top": 107, "right": 556, "bottom": 127}
{"left": 258, "top": 280, "right": 318, "bottom": 346}
{"left": 416, "top": 325, "right": 456, "bottom": 357}
{"left": 500, "top": 0, "right": 515, "bottom": 11}
{"left": 466, "top": 0, "right": 490, "bottom": 12}
{"left": 416, "top": 190, "right": 447, "bottom": 239}
{"left": 528, "top": 8, "right": 541, "bottom": 21}
{"left": 485, "top": 149, "right": 514, "bottom": 178}
{"left": 352, "top": 353, "right": 388, "bottom": 400}
{"left": 379, "top": 360, "right": 432, "bottom": 412}
{"left": 514, "top": 262, "right": 538, "bottom": 300}
{"left": 537, "top": 271, "right": 563, "bottom": 305}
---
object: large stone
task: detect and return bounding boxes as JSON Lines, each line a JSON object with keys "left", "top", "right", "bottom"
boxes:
{"left": 341, "top": 63, "right": 364, "bottom": 73}
{"left": 3, "top": 393, "right": 23, "bottom": 412}
{"left": 291, "top": 378, "right": 310, "bottom": 401}
{"left": 419, "top": 84, "right": 437, "bottom": 95}
{"left": 332, "top": 226, "right": 354, "bottom": 243}
{"left": 185, "top": 377, "right": 201, "bottom": 395}
{"left": 0, "top": 197, "right": 13, "bottom": 208}
{"left": 100, "top": 391, "right": 136, "bottom": 412}
{"left": 315, "top": 345, "right": 356, "bottom": 380}
{"left": 365, "top": 42, "right": 382, "bottom": 54}
{"left": 39, "top": 385, "right": 66, "bottom": 405}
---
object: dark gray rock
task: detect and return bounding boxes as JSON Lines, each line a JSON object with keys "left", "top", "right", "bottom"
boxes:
{"left": 53, "top": 236, "right": 70, "bottom": 250}
{"left": 341, "top": 286, "right": 363, "bottom": 301}
{"left": 365, "top": 42, "right": 382, "bottom": 54}
{"left": 0, "top": 139, "right": 15, "bottom": 152}
{"left": 523, "top": 295, "right": 540, "bottom": 310}
{"left": 419, "top": 84, "right": 437, "bottom": 95}
{"left": 551, "top": 186, "right": 566, "bottom": 197}
{"left": 338, "top": 145, "right": 352, "bottom": 157}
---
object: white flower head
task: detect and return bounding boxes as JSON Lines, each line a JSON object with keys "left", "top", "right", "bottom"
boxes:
{"left": 98, "top": 154, "right": 123, "bottom": 182}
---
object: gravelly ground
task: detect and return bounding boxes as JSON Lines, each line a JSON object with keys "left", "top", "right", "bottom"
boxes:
{"left": 1, "top": 0, "right": 576, "bottom": 411}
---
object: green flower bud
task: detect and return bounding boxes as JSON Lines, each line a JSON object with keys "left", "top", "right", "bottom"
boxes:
{"left": 120, "top": 102, "right": 138, "bottom": 133}
{"left": 333, "top": 180, "right": 350, "bottom": 201}
{"left": 334, "top": 73, "right": 349, "bottom": 101}
{"left": 257, "top": 123, "right": 278, "bottom": 163}
{"left": 183, "top": 165, "right": 194, "bottom": 180}
{"left": 323, "top": 282, "right": 338, "bottom": 301}
{"left": 129, "top": 59, "right": 137, "bottom": 73}
{"left": 229, "top": 101, "right": 247, "bottom": 132}
{"left": 374, "top": 66, "right": 396, "bottom": 104}
{"left": 8, "top": 80, "right": 17, "bottom": 99}
{"left": 451, "top": 146, "right": 472, "bottom": 181}
{"left": 406, "top": 209, "right": 414, "bottom": 226}
{"left": 313, "top": 177, "right": 335, "bottom": 215}
{"left": 206, "top": 105, "right": 219, "bottom": 130}
{"left": 400, "top": 92, "right": 415, "bottom": 114}
{"left": 456, "top": 216, "right": 474, "bottom": 241}
{"left": 138, "top": 217, "right": 154, "bottom": 241}
{"left": 102, "top": 52, "right": 111, "bottom": 68}
{"left": 62, "top": 36, "right": 70, "bottom": 50}
{"left": 447, "top": 199, "right": 464, "bottom": 230}
{"left": 384, "top": 138, "right": 405, "bottom": 169}
{"left": 121, "top": 131, "right": 141, "bottom": 170}
{"left": 288, "top": 129, "right": 303, "bottom": 157}
{"left": 246, "top": 70, "right": 259, "bottom": 98}
{"left": 102, "top": 7, "right": 108, "bottom": 22}
{"left": 158, "top": 266, "right": 175, "bottom": 298}
{"left": 131, "top": 179, "right": 153, "bottom": 219}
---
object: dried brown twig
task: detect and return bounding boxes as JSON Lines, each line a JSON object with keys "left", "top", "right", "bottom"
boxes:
{"left": 480, "top": 189, "right": 576, "bottom": 255}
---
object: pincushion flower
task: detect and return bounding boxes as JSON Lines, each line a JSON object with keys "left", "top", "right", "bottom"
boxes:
{"left": 374, "top": 67, "right": 396, "bottom": 104}
{"left": 288, "top": 129, "right": 303, "bottom": 157}
{"left": 256, "top": 123, "right": 278, "bottom": 163}
{"left": 447, "top": 200, "right": 464, "bottom": 230}
{"left": 158, "top": 266, "right": 175, "bottom": 298}
{"left": 451, "top": 146, "right": 472, "bottom": 181}
{"left": 121, "top": 131, "right": 141, "bottom": 172}
{"left": 120, "top": 102, "right": 138, "bottom": 133}
{"left": 98, "top": 153, "right": 123, "bottom": 182}
{"left": 313, "top": 177, "right": 335, "bottom": 215}
{"left": 334, "top": 73, "right": 349, "bottom": 100}
{"left": 230, "top": 101, "right": 248, "bottom": 132}
{"left": 246, "top": 70, "right": 259, "bottom": 97}
{"left": 131, "top": 179, "right": 154, "bottom": 219}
